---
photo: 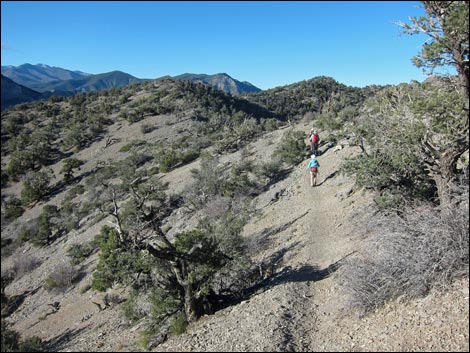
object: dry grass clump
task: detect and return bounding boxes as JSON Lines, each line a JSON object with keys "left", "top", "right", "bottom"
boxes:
{"left": 10, "top": 253, "right": 42, "bottom": 279}
{"left": 43, "top": 261, "right": 80, "bottom": 293}
{"left": 340, "top": 196, "right": 469, "bottom": 313}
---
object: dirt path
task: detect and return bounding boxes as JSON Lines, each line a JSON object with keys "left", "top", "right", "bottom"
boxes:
{"left": 154, "top": 123, "right": 468, "bottom": 352}
{"left": 154, "top": 123, "right": 369, "bottom": 351}
{"left": 5, "top": 120, "right": 467, "bottom": 352}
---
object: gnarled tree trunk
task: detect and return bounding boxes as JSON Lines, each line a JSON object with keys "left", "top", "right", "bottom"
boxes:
{"left": 429, "top": 145, "right": 468, "bottom": 206}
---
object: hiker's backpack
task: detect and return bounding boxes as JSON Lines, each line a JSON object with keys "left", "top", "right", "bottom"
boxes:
{"left": 310, "top": 159, "right": 319, "bottom": 172}
{"left": 312, "top": 132, "right": 319, "bottom": 143}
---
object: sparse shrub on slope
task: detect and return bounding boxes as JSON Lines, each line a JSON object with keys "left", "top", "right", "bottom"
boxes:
{"left": 184, "top": 154, "right": 227, "bottom": 209}
{"left": 20, "top": 169, "right": 53, "bottom": 206}
{"left": 43, "top": 261, "right": 81, "bottom": 293}
{"left": 340, "top": 196, "right": 469, "bottom": 314}
{"left": 66, "top": 241, "right": 96, "bottom": 265}
{"left": 10, "top": 254, "right": 42, "bottom": 279}
{"left": 28, "top": 205, "right": 63, "bottom": 247}
{"left": 1, "top": 320, "right": 43, "bottom": 352}
{"left": 60, "top": 157, "right": 82, "bottom": 184}
{"left": 91, "top": 226, "right": 152, "bottom": 291}
{"left": 1, "top": 196, "right": 24, "bottom": 224}
{"left": 184, "top": 153, "right": 262, "bottom": 210}
{"left": 157, "top": 147, "right": 200, "bottom": 173}
{"left": 275, "top": 130, "right": 307, "bottom": 166}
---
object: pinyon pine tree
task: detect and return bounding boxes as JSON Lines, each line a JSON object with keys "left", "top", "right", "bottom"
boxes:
{"left": 345, "top": 1, "right": 469, "bottom": 206}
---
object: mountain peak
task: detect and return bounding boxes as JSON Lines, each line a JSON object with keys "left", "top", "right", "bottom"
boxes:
{"left": 1, "top": 63, "right": 105, "bottom": 89}
{"left": 173, "top": 72, "right": 261, "bottom": 96}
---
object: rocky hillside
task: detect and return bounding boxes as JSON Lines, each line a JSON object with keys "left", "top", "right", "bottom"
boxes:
{"left": 174, "top": 73, "right": 261, "bottom": 96}
{"left": 1, "top": 76, "right": 468, "bottom": 352}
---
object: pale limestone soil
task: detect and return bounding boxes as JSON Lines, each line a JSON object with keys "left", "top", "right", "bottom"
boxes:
{"left": 153, "top": 124, "right": 372, "bottom": 352}
{"left": 4, "top": 120, "right": 469, "bottom": 352}
{"left": 154, "top": 122, "right": 469, "bottom": 352}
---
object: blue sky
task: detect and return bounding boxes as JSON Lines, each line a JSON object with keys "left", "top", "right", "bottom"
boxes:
{"left": 1, "top": 1, "right": 433, "bottom": 90}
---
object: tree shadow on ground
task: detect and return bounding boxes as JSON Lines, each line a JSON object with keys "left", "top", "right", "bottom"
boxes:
{"left": 4, "top": 286, "right": 42, "bottom": 316}
{"left": 260, "top": 167, "right": 295, "bottom": 195}
{"left": 212, "top": 259, "right": 345, "bottom": 314}
{"left": 245, "top": 210, "right": 310, "bottom": 253}
{"left": 260, "top": 262, "right": 339, "bottom": 288}
{"left": 245, "top": 261, "right": 341, "bottom": 299}
{"left": 210, "top": 212, "right": 311, "bottom": 312}
{"left": 220, "top": 250, "right": 355, "bottom": 311}
{"left": 43, "top": 326, "right": 90, "bottom": 352}
{"left": 316, "top": 170, "right": 338, "bottom": 187}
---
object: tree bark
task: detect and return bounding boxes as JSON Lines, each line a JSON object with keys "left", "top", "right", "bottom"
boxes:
{"left": 169, "top": 258, "right": 199, "bottom": 323}
{"left": 183, "top": 280, "right": 198, "bottom": 323}
{"left": 431, "top": 145, "right": 468, "bottom": 205}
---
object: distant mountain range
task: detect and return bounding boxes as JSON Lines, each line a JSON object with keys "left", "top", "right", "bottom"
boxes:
{"left": 1, "top": 74, "right": 76, "bottom": 111}
{"left": 1, "top": 64, "right": 263, "bottom": 110}
{"left": 1, "top": 64, "right": 143, "bottom": 94}
{"left": 27, "top": 70, "right": 143, "bottom": 93}
{"left": 1, "top": 63, "right": 91, "bottom": 88}
{"left": 1, "top": 74, "right": 46, "bottom": 110}
{"left": 173, "top": 73, "right": 261, "bottom": 95}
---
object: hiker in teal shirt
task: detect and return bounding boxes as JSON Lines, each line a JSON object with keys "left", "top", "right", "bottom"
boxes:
{"left": 306, "top": 155, "right": 320, "bottom": 187}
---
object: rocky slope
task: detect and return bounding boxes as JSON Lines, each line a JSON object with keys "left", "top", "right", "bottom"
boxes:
{"left": 174, "top": 73, "right": 261, "bottom": 96}
{"left": 2, "top": 116, "right": 468, "bottom": 352}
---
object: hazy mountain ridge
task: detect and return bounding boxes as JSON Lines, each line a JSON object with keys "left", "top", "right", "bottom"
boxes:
{"left": 1, "top": 63, "right": 91, "bottom": 87}
{"left": 1, "top": 74, "right": 47, "bottom": 110}
{"left": 25, "top": 70, "right": 143, "bottom": 93}
{"left": 1, "top": 67, "right": 144, "bottom": 110}
{"left": 1, "top": 64, "right": 264, "bottom": 111}
{"left": 1, "top": 74, "right": 76, "bottom": 111}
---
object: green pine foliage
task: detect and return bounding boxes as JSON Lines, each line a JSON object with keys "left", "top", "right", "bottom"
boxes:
{"left": 91, "top": 226, "right": 152, "bottom": 291}
{"left": 2, "top": 197, "right": 24, "bottom": 222}
{"left": 243, "top": 76, "right": 370, "bottom": 120}
{"left": 340, "top": 1, "right": 469, "bottom": 316}
{"left": 66, "top": 242, "right": 96, "bottom": 265}
{"left": 275, "top": 130, "right": 307, "bottom": 166}
{"left": 342, "top": 78, "right": 467, "bottom": 207}
{"left": 60, "top": 157, "right": 82, "bottom": 184}
{"left": 20, "top": 169, "right": 53, "bottom": 206}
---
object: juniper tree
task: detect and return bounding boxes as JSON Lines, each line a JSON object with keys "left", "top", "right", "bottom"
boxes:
{"left": 398, "top": 1, "right": 469, "bottom": 205}
{"left": 20, "top": 168, "right": 53, "bottom": 206}
{"left": 397, "top": 1, "right": 469, "bottom": 103}
{"left": 345, "top": 80, "right": 467, "bottom": 206}
{"left": 60, "top": 158, "right": 82, "bottom": 184}
{"left": 91, "top": 171, "right": 249, "bottom": 324}
{"left": 344, "top": 1, "right": 469, "bottom": 206}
